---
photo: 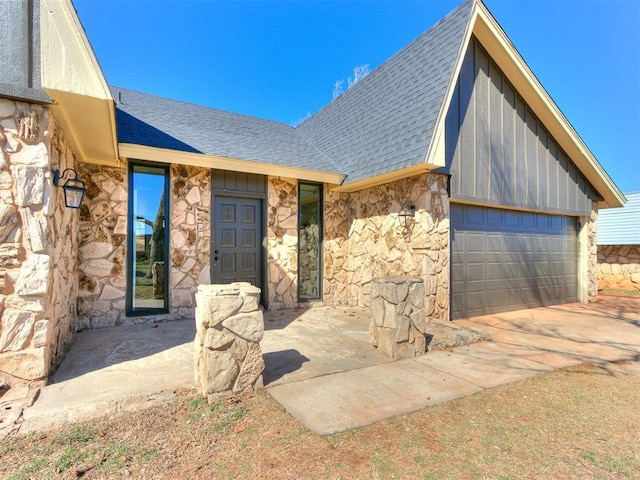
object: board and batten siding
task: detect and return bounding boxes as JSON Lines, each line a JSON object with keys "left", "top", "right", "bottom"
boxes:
{"left": 596, "top": 191, "right": 640, "bottom": 245}
{"left": 212, "top": 169, "right": 267, "bottom": 195}
{"left": 445, "top": 37, "right": 596, "bottom": 215}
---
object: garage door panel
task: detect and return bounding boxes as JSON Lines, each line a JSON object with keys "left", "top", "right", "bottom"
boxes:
{"left": 486, "top": 290, "right": 504, "bottom": 307}
{"left": 467, "top": 263, "right": 485, "bottom": 282}
{"left": 486, "top": 234, "right": 503, "bottom": 252}
{"left": 467, "top": 233, "right": 485, "bottom": 252}
{"left": 486, "top": 263, "right": 503, "bottom": 280}
{"left": 451, "top": 204, "right": 578, "bottom": 319}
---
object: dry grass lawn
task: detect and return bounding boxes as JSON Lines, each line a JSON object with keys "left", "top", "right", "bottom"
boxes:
{"left": 1, "top": 363, "right": 639, "bottom": 479}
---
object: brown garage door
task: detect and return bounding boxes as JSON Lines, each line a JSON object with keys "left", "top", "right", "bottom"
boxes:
{"left": 451, "top": 204, "right": 578, "bottom": 319}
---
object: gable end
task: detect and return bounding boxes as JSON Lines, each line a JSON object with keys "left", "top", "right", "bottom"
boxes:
{"left": 445, "top": 37, "right": 597, "bottom": 216}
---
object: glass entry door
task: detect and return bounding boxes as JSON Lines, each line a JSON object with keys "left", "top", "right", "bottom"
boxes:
{"left": 127, "top": 163, "right": 169, "bottom": 315}
{"left": 298, "top": 183, "right": 322, "bottom": 300}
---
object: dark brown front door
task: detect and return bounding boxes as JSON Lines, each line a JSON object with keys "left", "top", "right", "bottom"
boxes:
{"left": 212, "top": 196, "right": 263, "bottom": 290}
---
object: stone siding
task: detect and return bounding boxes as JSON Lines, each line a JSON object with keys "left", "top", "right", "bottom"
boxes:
{"left": 0, "top": 100, "right": 79, "bottom": 386}
{"left": 170, "top": 165, "right": 211, "bottom": 317}
{"left": 77, "top": 162, "right": 127, "bottom": 329}
{"left": 266, "top": 177, "right": 298, "bottom": 309}
{"left": 78, "top": 162, "right": 211, "bottom": 329}
{"left": 597, "top": 244, "right": 640, "bottom": 292}
{"left": 587, "top": 203, "right": 599, "bottom": 301}
{"left": 323, "top": 173, "right": 450, "bottom": 322}
{"left": 194, "top": 283, "right": 264, "bottom": 402}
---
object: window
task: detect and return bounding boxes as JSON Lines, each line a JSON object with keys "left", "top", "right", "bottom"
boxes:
{"left": 126, "top": 163, "right": 169, "bottom": 315}
{"left": 298, "top": 183, "right": 322, "bottom": 300}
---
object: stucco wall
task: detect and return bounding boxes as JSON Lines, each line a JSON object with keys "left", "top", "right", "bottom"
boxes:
{"left": 0, "top": 100, "right": 79, "bottom": 386}
{"left": 597, "top": 244, "right": 640, "bottom": 292}
{"left": 77, "top": 162, "right": 211, "bottom": 329}
{"left": 323, "top": 173, "right": 450, "bottom": 322}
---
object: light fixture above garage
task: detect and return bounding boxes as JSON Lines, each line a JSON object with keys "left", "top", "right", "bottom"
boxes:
{"left": 53, "top": 168, "right": 86, "bottom": 209}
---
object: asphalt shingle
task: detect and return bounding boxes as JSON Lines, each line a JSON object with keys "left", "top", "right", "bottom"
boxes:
{"left": 112, "top": 87, "right": 340, "bottom": 174}
{"left": 296, "top": 0, "right": 474, "bottom": 185}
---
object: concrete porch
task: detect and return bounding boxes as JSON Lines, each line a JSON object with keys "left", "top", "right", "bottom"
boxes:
{"left": 18, "top": 306, "right": 390, "bottom": 432}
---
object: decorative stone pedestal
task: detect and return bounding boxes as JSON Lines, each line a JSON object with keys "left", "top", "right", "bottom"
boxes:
{"left": 369, "top": 276, "right": 427, "bottom": 359}
{"left": 194, "top": 283, "right": 264, "bottom": 402}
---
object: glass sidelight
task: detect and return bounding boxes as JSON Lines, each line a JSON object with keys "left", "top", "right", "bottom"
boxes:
{"left": 298, "top": 183, "right": 322, "bottom": 300}
{"left": 127, "top": 163, "right": 169, "bottom": 315}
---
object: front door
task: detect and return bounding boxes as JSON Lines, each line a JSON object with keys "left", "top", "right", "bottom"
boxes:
{"left": 212, "top": 196, "right": 263, "bottom": 291}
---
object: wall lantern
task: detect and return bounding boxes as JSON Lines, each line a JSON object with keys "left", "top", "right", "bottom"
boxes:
{"left": 398, "top": 204, "right": 415, "bottom": 229}
{"left": 53, "top": 168, "right": 86, "bottom": 209}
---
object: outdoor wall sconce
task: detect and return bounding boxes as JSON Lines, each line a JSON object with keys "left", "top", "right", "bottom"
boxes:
{"left": 398, "top": 204, "right": 415, "bottom": 229}
{"left": 53, "top": 168, "right": 86, "bottom": 209}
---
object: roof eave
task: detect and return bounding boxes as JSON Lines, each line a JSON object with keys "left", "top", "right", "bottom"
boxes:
{"left": 119, "top": 143, "right": 346, "bottom": 185}
{"left": 40, "top": 0, "right": 119, "bottom": 166}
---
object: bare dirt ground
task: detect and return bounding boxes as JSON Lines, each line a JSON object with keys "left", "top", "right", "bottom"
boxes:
{"left": 1, "top": 362, "right": 639, "bottom": 480}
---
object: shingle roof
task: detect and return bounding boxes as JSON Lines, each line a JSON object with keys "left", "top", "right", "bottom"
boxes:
{"left": 111, "top": 0, "right": 474, "bottom": 185}
{"left": 111, "top": 86, "right": 340, "bottom": 174}
{"left": 296, "top": 0, "right": 473, "bottom": 185}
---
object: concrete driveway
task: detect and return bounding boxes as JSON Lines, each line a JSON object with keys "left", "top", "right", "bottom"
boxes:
{"left": 19, "top": 296, "right": 640, "bottom": 435}
{"left": 269, "top": 296, "right": 640, "bottom": 434}
{"left": 455, "top": 295, "right": 640, "bottom": 375}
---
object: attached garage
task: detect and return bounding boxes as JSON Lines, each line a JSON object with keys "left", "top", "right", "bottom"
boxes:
{"left": 451, "top": 204, "right": 578, "bottom": 319}
{"left": 445, "top": 38, "right": 600, "bottom": 319}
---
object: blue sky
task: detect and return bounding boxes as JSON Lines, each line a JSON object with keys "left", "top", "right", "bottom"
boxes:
{"left": 74, "top": 0, "right": 640, "bottom": 194}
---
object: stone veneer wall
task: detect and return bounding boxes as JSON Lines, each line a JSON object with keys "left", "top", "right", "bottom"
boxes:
{"left": 587, "top": 203, "right": 599, "bottom": 301}
{"left": 77, "top": 162, "right": 211, "bottom": 329}
{"left": 77, "top": 162, "right": 127, "bottom": 329}
{"left": 169, "top": 165, "right": 211, "bottom": 315}
{"left": 266, "top": 177, "right": 298, "bottom": 309}
{"left": 324, "top": 173, "right": 450, "bottom": 322}
{"left": 597, "top": 244, "right": 640, "bottom": 291}
{"left": 0, "top": 100, "right": 79, "bottom": 386}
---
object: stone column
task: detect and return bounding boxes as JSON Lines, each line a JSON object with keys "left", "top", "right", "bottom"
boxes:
{"left": 194, "top": 283, "right": 264, "bottom": 402}
{"left": 369, "top": 276, "right": 426, "bottom": 359}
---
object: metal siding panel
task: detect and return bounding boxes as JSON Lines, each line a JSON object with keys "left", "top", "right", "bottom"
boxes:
{"left": 597, "top": 193, "right": 640, "bottom": 244}
{"left": 526, "top": 112, "right": 538, "bottom": 207}
{"left": 568, "top": 162, "right": 578, "bottom": 211}
{"left": 548, "top": 141, "right": 559, "bottom": 208}
{"left": 475, "top": 43, "right": 490, "bottom": 201}
{"left": 538, "top": 125, "right": 549, "bottom": 208}
{"left": 449, "top": 39, "right": 591, "bottom": 216}
{"left": 445, "top": 81, "right": 462, "bottom": 196}
{"left": 459, "top": 44, "right": 476, "bottom": 197}
{"left": 489, "top": 63, "right": 503, "bottom": 203}
{"left": 502, "top": 83, "right": 516, "bottom": 204}
{"left": 558, "top": 152, "right": 569, "bottom": 211}
{"left": 515, "top": 97, "right": 527, "bottom": 206}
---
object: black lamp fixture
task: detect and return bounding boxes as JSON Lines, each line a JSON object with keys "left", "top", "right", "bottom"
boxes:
{"left": 53, "top": 168, "right": 86, "bottom": 209}
{"left": 398, "top": 204, "right": 416, "bottom": 229}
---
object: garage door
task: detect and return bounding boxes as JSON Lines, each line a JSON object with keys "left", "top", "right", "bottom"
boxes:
{"left": 451, "top": 204, "right": 578, "bottom": 319}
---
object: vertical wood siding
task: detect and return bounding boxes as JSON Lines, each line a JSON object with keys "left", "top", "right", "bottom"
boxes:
{"left": 445, "top": 38, "right": 595, "bottom": 215}
{"left": 212, "top": 169, "right": 266, "bottom": 195}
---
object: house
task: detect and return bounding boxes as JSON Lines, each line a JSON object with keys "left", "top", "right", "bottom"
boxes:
{"left": 0, "top": 0, "right": 625, "bottom": 387}
{"left": 596, "top": 192, "right": 640, "bottom": 292}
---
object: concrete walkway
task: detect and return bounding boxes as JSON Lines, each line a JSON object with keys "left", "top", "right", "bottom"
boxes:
{"left": 20, "top": 296, "right": 640, "bottom": 436}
